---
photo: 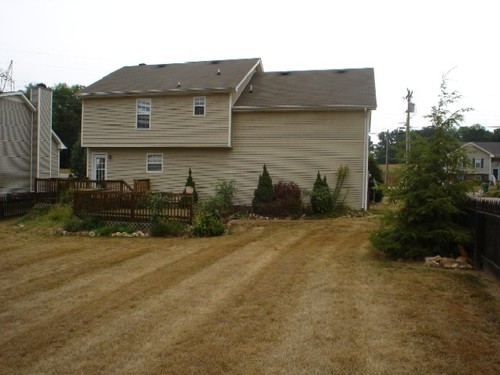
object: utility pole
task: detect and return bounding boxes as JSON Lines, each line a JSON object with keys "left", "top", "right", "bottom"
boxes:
{"left": 405, "top": 89, "right": 414, "bottom": 163}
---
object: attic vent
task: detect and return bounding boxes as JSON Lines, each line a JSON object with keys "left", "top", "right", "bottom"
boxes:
{"left": 280, "top": 72, "right": 290, "bottom": 76}
{"left": 210, "top": 60, "right": 220, "bottom": 64}
{"left": 157, "top": 64, "right": 167, "bottom": 68}
{"left": 139, "top": 63, "right": 146, "bottom": 66}
{"left": 337, "top": 69, "right": 347, "bottom": 74}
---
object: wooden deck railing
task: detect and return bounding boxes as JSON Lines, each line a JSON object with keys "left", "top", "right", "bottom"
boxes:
{"left": 35, "top": 178, "right": 134, "bottom": 194}
{"left": 73, "top": 191, "right": 194, "bottom": 224}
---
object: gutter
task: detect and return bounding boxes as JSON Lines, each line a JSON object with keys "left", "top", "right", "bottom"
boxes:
{"left": 77, "top": 87, "right": 234, "bottom": 99}
{"left": 233, "top": 104, "right": 376, "bottom": 112}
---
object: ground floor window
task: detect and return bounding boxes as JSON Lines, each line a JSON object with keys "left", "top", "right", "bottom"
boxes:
{"left": 147, "top": 153, "right": 163, "bottom": 173}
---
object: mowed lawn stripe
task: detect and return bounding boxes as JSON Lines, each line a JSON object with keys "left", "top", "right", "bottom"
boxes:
{"left": 0, "top": 240, "right": 211, "bottom": 340}
{"left": 145, "top": 223, "right": 336, "bottom": 374}
{"left": 0, "top": 228, "right": 268, "bottom": 375}
{"left": 27, "top": 225, "right": 308, "bottom": 375}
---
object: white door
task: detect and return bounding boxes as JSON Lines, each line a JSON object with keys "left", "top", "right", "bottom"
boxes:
{"left": 93, "top": 154, "right": 107, "bottom": 181}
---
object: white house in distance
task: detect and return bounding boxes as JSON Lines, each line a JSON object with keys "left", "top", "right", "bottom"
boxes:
{"left": 462, "top": 142, "right": 500, "bottom": 182}
{"left": 0, "top": 86, "right": 66, "bottom": 193}
{"left": 77, "top": 58, "right": 377, "bottom": 209}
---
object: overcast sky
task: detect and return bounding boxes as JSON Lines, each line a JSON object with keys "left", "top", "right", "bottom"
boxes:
{"left": 2, "top": 0, "right": 499, "bottom": 139}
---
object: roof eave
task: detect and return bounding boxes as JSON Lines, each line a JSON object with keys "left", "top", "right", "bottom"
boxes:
{"left": 462, "top": 142, "right": 495, "bottom": 157}
{"left": 77, "top": 87, "right": 234, "bottom": 99}
{"left": 0, "top": 91, "right": 36, "bottom": 111}
{"left": 233, "top": 104, "right": 376, "bottom": 112}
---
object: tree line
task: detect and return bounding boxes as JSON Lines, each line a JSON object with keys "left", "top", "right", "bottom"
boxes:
{"left": 373, "top": 124, "right": 500, "bottom": 164}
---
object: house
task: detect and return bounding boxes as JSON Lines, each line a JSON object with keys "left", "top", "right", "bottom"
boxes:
{"left": 77, "top": 58, "right": 376, "bottom": 209}
{"left": 462, "top": 142, "right": 500, "bottom": 182}
{"left": 0, "top": 86, "right": 66, "bottom": 193}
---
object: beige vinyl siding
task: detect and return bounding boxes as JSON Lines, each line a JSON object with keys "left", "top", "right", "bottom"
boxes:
{"left": 0, "top": 96, "right": 33, "bottom": 193}
{"left": 31, "top": 88, "right": 53, "bottom": 179}
{"left": 88, "top": 110, "right": 367, "bottom": 209}
{"left": 82, "top": 94, "right": 231, "bottom": 148}
{"left": 50, "top": 137, "right": 60, "bottom": 177}
{"left": 464, "top": 145, "right": 491, "bottom": 175}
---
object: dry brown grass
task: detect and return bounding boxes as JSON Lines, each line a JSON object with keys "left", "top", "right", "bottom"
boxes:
{"left": 0, "top": 215, "right": 499, "bottom": 374}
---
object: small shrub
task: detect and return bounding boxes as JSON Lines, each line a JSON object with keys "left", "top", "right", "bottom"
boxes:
{"left": 252, "top": 165, "right": 274, "bottom": 211}
{"left": 257, "top": 181, "right": 303, "bottom": 218}
{"left": 181, "top": 168, "right": 198, "bottom": 206}
{"left": 63, "top": 216, "right": 84, "bottom": 232}
{"left": 151, "top": 219, "right": 186, "bottom": 237}
{"left": 192, "top": 214, "right": 226, "bottom": 237}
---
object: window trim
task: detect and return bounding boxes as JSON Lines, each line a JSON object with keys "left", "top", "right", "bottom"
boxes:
{"left": 146, "top": 153, "right": 163, "bottom": 173}
{"left": 193, "top": 96, "right": 206, "bottom": 116}
{"left": 136, "top": 98, "right": 151, "bottom": 129}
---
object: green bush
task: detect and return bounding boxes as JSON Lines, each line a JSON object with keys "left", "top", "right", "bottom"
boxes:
{"left": 192, "top": 214, "right": 226, "bottom": 237}
{"left": 151, "top": 219, "right": 186, "bottom": 237}
{"left": 257, "top": 181, "right": 303, "bottom": 218}
{"left": 63, "top": 216, "right": 84, "bottom": 232}
{"left": 252, "top": 165, "right": 274, "bottom": 211}
{"left": 310, "top": 172, "right": 332, "bottom": 213}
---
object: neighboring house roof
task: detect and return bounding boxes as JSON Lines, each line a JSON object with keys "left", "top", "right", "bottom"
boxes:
{"left": 234, "top": 68, "right": 377, "bottom": 111}
{"left": 51, "top": 130, "right": 67, "bottom": 150}
{"left": 463, "top": 142, "right": 500, "bottom": 158}
{"left": 77, "top": 58, "right": 263, "bottom": 98}
{"left": 0, "top": 90, "right": 66, "bottom": 150}
{"left": 0, "top": 91, "right": 37, "bottom": 111}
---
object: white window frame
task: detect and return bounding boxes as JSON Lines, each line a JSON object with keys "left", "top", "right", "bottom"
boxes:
{"left": 472, "top": 157, "right": 484, "bottom": 168}
{"left": 136, "top": 98, "right": 151, "bottom": 129}
{"left": 193, "top": 96, "right": 206, "bottom": 116}
{"left": 146, "top": 153, "right": 163, "bottom": 173}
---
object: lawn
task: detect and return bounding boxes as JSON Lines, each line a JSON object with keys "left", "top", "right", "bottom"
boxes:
{"left": 0, "top": 214, "right": 499, "bottom": 374}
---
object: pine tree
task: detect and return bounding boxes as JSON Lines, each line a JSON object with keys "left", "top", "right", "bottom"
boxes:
{"left": 252, "top": 165, "right": 274, "bottom": 210}
{"left": 183, "top": 168, "right": 198, "bottom": 203}
{"left": 311, "top": 171, "right": 332, "bottom": 213}
{"left": 371, "top": 76, "right": 472, "bottom": 258}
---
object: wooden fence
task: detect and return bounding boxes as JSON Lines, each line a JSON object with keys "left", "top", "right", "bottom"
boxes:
{"left": 73, "top": 191, "right": 194, "bottom": 224}
{"left": 466, "top": 198, "right": 500, "bottom": 277}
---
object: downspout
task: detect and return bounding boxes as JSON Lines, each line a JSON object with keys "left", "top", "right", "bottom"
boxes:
{"left": 228, "top": 94, "right": 232, "bottom": 147}
{"left": 30, "top": 110, "right": 34, "bottom": 191}
{"left": 36, "top": 88, "right": 41, "bottom": 179}
{"left": 362, "top": 107, "right": 370, "bottom": 210}
{"left": 49, "top": 91, "right": 53, "bottom": 177}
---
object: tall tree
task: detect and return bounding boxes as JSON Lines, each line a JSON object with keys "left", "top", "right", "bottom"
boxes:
{"left": 457, "top": 124, "right": 493, "bottom": 142}
{"left": 371, "top": 77, "right": 472, "bottom": 259}
{"left": 52, "top": 83, "right": 84, "bottom": 168}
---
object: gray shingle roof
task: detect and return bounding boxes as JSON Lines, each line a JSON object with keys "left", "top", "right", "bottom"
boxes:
{"left": 234, "top": 68, "right": 376, "bottom": 110}
{"left": 78, "top": 58, "right": 262, "bottom": 97}
{"left": 468, "top": 142, "right": 500, "bottom": 157}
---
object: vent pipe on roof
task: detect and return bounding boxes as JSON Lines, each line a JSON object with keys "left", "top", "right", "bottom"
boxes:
{"left": 139, "top": 63, "right": 146, "bottom": 66}
{"left": 249, "top": 85, "right": 253, "bottom": 93}
{"left": 217, "top": 69, "right": 221, "bottom": 75}
{"left": 177, "top": 82, "right": 181, "bottom": 88}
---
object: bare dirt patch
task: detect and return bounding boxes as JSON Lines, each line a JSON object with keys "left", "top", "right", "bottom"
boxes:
{"left": 0, "top": 216, "right": 498, "bottom": 374}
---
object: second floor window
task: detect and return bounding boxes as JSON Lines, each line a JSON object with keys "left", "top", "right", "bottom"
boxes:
{"left": 193, "top": 97, "right": 205, "bottom": 116}
{"left": 472, "top": 158, "right": 484, "bottom": 168}
{"left": 137, "top": 99, "right": 151, "bottom": 129}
